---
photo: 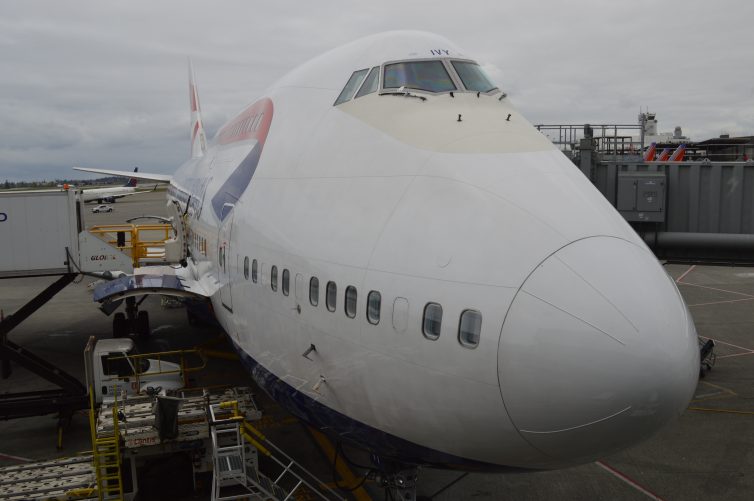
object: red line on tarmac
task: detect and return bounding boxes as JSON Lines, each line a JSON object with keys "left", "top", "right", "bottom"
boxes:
{"left": 675, "top": 265, "right": 696, "bottom": 283}
{"left": 687, "top": 297, "right": 754, "bottom": 307}
{"left": 717, "top": 351, "right": 754, "bottom": 359}
{"left": 595, "top": 461, "right": 666, "bottom": 501}
{"left": 676, "top": 281, "right": 754, "bottom": 298}
{"left": 706, "top": 337, "right": 754, "bottom": 353}
{"left": 0, "top": 452, "right": 32, "bottom": 463}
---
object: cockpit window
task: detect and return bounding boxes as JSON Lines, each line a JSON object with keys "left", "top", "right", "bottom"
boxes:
{"left": 355, "top": 66, "right": 380, "bottom": 98}
{"left": 334, "top": 68, "right": 369, "bottom": 105}
{"left": 383, "top": 61, "right": 456, "bottom": 93}
{"left": 451, "top": 61, "right": 497, "bottom": 93}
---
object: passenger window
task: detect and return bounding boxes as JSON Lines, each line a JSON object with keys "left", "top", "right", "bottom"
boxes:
{"left": 459, "top": 310, "right": 482, "bottom": 348}
{"left": 326, "top": 281, "right": 337, "bottom": 312}
{"left": 243, "top": 257, "right": 249, "bottom": 280}
{"left": 355, "top": 66, "right": 380, "bottom": 98}
{"left": 271, "top": 265, "right": 278, "bottom": 292}
{"left": 423, "top": 303, "right": 443, "bottom": 340}
{"left": 334, "top": 69, "right": 369, "bottom": 105}
{"left": 345, "top": 286, "right": 357, "bottom": 318}
{"left": 282, "top": 269, "right": 290, "bottom": 296}
{"left": 367, "top": 291, "right": 381, "bottom": 325}
{"left": 309, "top": 277, "right": 319, "bottom": 306}
{"left": 251, "top": 259, "right": 258, "bottom": 283}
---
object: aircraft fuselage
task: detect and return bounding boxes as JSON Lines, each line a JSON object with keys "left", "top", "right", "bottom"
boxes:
{"left": 167, "top": 32, "right": 699, "bottom": 471}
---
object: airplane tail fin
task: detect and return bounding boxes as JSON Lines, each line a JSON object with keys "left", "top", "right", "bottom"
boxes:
{"left": 669, "top": 144, "right": 686, "bottom": 162}
{"left": 124, "top": 167, "right": 139, "bottom": 187}
{"left": 657, "top": 148, "right": 672, "bottom": 162}
{"left": 189, "top": 59, "right": 207, "bottom": 159}
{"left": 643, "top": 142, "right": 657, "bottom": 161}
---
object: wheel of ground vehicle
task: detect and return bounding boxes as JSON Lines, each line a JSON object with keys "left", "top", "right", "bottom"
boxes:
{"left": 137, "top": 310, "right": 150, "bottom": 338}
{"left": 113, "top": 312, "right": 128, "bottom": 338}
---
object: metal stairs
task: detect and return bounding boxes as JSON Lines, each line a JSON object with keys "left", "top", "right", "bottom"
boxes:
{"left": 89, "top": 388, "right": 124, "bottom": 501}
{"left": 208, "top": 400, "right": 343, "bottom": 501}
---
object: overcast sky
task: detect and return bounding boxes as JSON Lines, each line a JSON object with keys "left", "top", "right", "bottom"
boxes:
{"left": 1, "top": 0, "right": 752, "bottom": 181}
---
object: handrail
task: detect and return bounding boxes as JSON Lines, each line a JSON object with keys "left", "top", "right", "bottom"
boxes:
{"left": 87, "top": 223, "right": 174, "bottom": 268}
{"left": 107, "top": 349, "right": 207, "bottom": 391}
{"left": 90, "top": 385, "right": 124, "bottom": 500}
{"left": 217, "top": 400, "right": 344, "bottom": 501}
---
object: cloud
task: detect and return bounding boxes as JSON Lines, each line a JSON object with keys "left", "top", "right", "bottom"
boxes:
{"left": 1, "top": 0, "right": 752, "bottom": 180}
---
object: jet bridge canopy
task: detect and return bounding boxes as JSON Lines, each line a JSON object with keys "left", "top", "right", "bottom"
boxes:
{"left": 92, "top": 266, "right": 212, "bottom": 304}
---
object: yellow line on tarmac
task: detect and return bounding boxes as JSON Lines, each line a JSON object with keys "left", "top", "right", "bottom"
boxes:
{"left": 688, "top": 407, "right": 754, "bottom": 416}
{"left": 691, "top": 381, "right": 738, "bottom": 403}
{"left": 308, "top": 428, "right": 372, "bottom": 501}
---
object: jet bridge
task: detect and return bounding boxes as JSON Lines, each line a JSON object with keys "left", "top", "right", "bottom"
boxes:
{"left": 555, "top": 132, "right": 754, "bottom": 264}
{"left": 0, "top": 189, "right": 191, "bottom": 422}
{"left": 0, "top": 190, "right": 84, "bottom": 278}
{"left": 588, "top": 156, "right": 754, "bottom": 263}
{"left": 0, "top": 190, "right": 189, "bottom": 278}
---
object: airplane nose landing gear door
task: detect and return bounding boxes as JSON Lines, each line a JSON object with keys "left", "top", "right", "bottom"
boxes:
{"left": 218, "top": 203, "right": 235, "bottom": 312}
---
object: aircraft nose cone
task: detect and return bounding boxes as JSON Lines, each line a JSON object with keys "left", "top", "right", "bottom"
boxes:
{"left": 498, "top": 237, "right": 699, "bottom": 466}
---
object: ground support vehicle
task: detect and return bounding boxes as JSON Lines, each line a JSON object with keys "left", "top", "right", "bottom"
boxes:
{"left": 0, "top": 387, "right": 263, "bottom": 501}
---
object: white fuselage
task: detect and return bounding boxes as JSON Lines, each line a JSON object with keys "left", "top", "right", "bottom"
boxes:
{"left": 168, "top": 32, "right": 699, "bottom": 471}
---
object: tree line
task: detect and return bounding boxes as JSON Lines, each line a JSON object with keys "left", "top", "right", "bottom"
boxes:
{"left": 2, "top": 176, "right": 123, "bottom": 190}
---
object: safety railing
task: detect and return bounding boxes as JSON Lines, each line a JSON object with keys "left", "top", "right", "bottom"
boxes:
{"left": 214, "top": 400, "right": 344, "bottom": 501}
{"left": 87, "top": 223, "right": 174, "bottom": 268}
{"left": 108, "top": 348, "right": 207, "bottom": 390}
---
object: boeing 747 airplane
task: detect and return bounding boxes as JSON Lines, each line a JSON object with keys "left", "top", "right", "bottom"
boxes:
{"left": 76, "top": 31, "right": 699, "bottom": 497}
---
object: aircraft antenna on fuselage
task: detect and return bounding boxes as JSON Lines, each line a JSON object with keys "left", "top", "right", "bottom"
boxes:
{"left": 188, "top": 58, "right": 207, "bottom": 159}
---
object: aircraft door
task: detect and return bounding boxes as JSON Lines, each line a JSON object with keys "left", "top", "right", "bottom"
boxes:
{"left": 218, "top": 203, "right": 235, "bottom": 311}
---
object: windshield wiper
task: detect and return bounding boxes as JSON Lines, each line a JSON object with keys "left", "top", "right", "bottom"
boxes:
{"left": 381, "top": 88, "right": 427, "bottom": 101}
